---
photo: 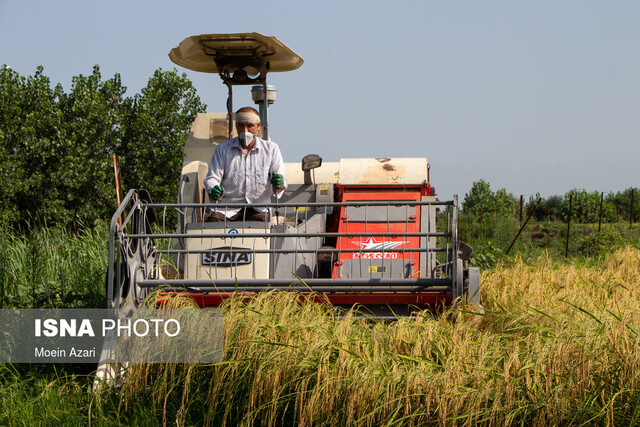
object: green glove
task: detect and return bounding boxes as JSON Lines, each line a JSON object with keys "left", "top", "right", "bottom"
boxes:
{"left": 270, "top": 172, "right": 284, "bottom": 190}
{"left": 209, "top": 185, "right": 224, "bottom": 201}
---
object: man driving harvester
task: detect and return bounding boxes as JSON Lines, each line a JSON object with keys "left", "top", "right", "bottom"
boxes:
{"left": 203, "top": 106, "right": 287, "bottom": 222}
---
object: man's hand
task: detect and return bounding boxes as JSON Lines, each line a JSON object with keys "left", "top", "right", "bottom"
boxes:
{"left": 209, "top": 185, "right": 225, "bottom": 201}
{"left": 270, "top": 172, "right": 284, "bottom": 191}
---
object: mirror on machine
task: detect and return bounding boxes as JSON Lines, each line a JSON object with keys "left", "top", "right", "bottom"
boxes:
{"left": 301, "top": 154, "right": 322, "bottom": 171}
{"left": 301, "top": 154, "right": 322, "bottom": 187}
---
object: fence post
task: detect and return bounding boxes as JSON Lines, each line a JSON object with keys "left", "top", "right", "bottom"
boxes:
{"left": 113, "top": 155, "right": 124, "bottom": 227}
{"left": 631, "top": 189, "right": 635, "bottom": 229}
{"left": 565, "top": 193, "right": 573, "bottom": 258}
{"left": 598, "top": 192, "right": 603, "bottom": 232}
{"left": 519, "top": 195, "right": 523, "bottom": 223}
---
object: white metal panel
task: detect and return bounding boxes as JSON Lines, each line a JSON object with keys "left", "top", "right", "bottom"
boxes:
{"left": 284, "top": 162, "right": 340, "bottom": 185}
{"left": 185, "top": 227, "right": 271, "bottom": 281}
{"left": 338, "top": 158, "right": 429, "bottom": 185}
{"left": 182, "top": 113, "right": 230, "bottom": 165}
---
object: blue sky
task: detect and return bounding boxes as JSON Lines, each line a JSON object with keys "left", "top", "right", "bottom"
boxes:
{"left": 1, "top": 0, "right": 639, "bottom": 199}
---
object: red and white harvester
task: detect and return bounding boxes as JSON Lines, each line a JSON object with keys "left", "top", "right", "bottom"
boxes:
{"left": 106, "top": 33, "right": 481, "bottom": 318}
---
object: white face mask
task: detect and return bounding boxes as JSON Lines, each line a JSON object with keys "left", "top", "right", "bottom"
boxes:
{"left": 239, "top": 131, "right": 255, "bottom": 146}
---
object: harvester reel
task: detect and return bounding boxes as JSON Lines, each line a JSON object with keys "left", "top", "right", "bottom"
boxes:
{"left": 122, "top": 252, "right": 149, "bottom": 310}
{"left": 109, "top": 194, "right": 155, "bottom": 310}
{"left": 108, "top": 244, "right": 149, "bottom": 310}
{"left": 107, "top": 250, "right": 129, "bottom": 309}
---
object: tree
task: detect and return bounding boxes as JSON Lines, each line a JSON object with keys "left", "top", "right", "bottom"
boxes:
{"left": 0, "top": 65, "right": 65, "bottom": 227}
{"left": 0, "top": 65, "right": 206, "bottom": 230}
{"left": 527, "top": 194, "right": 564, "bottom": 222}
{"left": 118, "top": 69, "right": 205, "bottom": 204}
{"left": 462, "top": 180, "right": 516, "bottom": 220}
{"left": 606, "top": 188, "right": 640, "bottom": 223}
{"left": 460, "top": 180, "right": 518, "bottom": 255}
{"left": 561, "top": 190, "right": 608, "bottom": 223}
{"left": 462, "top": 180, "right": 493, "bottom": 220}
{"left": 56, "top": 66, "right": 128, "bottom": 226}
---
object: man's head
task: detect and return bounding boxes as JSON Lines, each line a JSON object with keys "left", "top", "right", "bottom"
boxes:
{"left": 235, "top": 107, "right": 261, "bottom": 147}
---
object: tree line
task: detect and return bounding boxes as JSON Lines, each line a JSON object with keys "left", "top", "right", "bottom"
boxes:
{"left": 0, "top": 65, "right": 205, "bottom": 230}
{"left": 462, "top": 179, "right": 639, "bottom": 224}
{"left": 2, "top": 64, "right": 636, "bottom": 233}
{"left": 460, "top": 180, "right": 640, "bottom": 265}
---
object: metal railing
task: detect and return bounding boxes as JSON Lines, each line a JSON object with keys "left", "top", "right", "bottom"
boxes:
{"left": 107, "top": 191, "right": 461, "bottom": 305}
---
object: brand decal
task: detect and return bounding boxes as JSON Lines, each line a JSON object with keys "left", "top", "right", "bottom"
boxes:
{"left": 203, "top": 247, "right": 252, "bottom": 266}
{"left": 352, "top": 237, "right": 406, "bottom": 260}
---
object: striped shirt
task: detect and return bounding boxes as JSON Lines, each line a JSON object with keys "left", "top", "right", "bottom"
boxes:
{"left": 203, "top": 136, "right": 287, "bottom": 218}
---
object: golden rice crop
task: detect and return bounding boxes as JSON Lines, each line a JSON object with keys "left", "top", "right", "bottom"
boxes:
{"left": 106, "top": 247, "right": 640, "bottom": 426}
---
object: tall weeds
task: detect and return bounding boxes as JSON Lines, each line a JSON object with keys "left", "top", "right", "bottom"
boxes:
{"left": 0, "top": 225, "right": 107, "bottom": 308}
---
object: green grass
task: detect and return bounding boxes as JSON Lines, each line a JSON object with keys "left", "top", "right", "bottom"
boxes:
{"left": 0, "top": 364, "right": 94, "bottom": 425}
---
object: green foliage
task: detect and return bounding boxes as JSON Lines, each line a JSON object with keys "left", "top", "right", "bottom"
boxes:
{"left": 468, "top": 240, "right": 504, "bottom": 270}
{"left": 547, "top": 189, "right": 616, "bottom": 224}
{"left": 527, "top": 194, "right": 563, "bottom": 222}
{"left": 0, "top": 65, "right": 205, "bottom": 230}
{"left": 606, "top": 187, "right": 640, "bottom": 222}
{"left": 0, "top": 66, "right": 64, "bottom": 226}
{"left": 462, "top": 180, "right": 640, "bottom": 265}
{"left": 462, "top": 179, "right": 517, "bottom": 221}
{"left": 575, "top": 224, "right": 638, "bottom": 257}
{"left": 0, "top": 364, "right": 94, "bottom": 426}
{"left": 460, "top": 180, "right": 519, "bottom": 267}
{"left": 56, "top": 66, "right": 127, "bottom": 226}
{"left": 118, "top": 68, "right": 204, "bottom": 204}
{"left": 527, "top": 188, "right": 639, "bottom": 224}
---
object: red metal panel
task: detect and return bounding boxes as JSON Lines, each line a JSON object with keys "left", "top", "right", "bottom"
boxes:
{"left": 333, "top": 190, "right": 422, "bottom": 279}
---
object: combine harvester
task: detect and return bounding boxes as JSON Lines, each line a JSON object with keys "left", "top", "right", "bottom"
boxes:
{"left": 106, "top": 33, "right": 481, "bottom": 319}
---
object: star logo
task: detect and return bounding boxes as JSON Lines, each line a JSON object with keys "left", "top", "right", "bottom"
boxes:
{"left": 356, "top": 237, "right": 406, "bottom": 250}
{"left": 353, "top": 237, "right": 406, "bottom": 259}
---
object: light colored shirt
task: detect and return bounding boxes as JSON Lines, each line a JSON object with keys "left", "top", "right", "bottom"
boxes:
{"left": 203, "top": 136, "right": 287, "bottom": 217}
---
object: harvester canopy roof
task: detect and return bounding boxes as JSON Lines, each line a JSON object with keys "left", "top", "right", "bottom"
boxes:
{"left": 169, "top": 32, "right": 303, "bottom": 74}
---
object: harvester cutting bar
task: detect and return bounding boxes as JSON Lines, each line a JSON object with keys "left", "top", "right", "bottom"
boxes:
{"left": 141, "top": 285, "right": 451, "bottom": 293}
{"left": 139, "top": 278, "right": 452, "bottom": 288}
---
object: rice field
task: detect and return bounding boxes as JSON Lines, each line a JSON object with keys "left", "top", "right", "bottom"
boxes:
{"left": 106, "top": 247, "right": 640, "bottom": 426}
{"left": 0, "top": 226, "right": 639, "bottom": 425}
